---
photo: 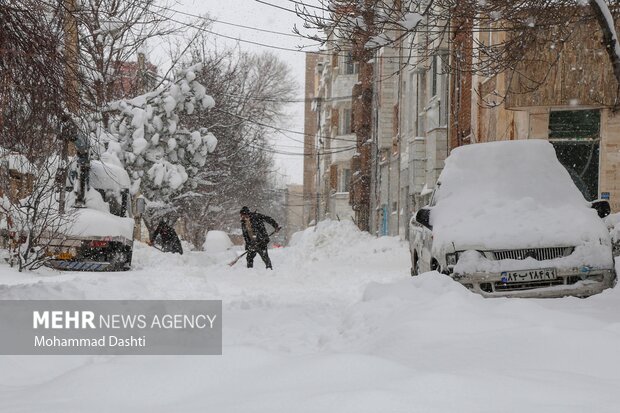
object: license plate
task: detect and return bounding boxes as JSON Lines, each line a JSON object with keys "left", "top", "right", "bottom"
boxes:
{"left": 501, "top": 268, "right": 557, "bottom": 283}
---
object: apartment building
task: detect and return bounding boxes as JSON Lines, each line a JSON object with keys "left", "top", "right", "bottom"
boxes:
{"left": 311, "top": 43, "right": 357, "bottom": 223}
{"left": 303, "top": 5, "right": 620, "bottom": 236}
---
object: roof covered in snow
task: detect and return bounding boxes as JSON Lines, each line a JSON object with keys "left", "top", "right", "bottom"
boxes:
{"left": 0, "top": 147, "right": 34, "bottom": 175}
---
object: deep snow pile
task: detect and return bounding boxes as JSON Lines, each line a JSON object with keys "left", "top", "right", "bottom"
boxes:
{"left": 289, "top": 219, "right": 401, "bottom": 262}
{"left": 202, "top": 230, "right": 233, "bottom": 253}
{"left": 0, "top": 221, "right": 620, "bottom": 412}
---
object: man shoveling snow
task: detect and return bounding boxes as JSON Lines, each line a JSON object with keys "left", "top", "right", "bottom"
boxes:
{"left": 239, "top": 206, "right": 280, "bottom": 269}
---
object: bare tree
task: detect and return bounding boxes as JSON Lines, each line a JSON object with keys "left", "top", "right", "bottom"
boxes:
{"left": 0, "top": 153, "right": 78, "bottom": 271}
{"left": 74, "top": 0, "right": 184, "bottom": 124}
{"left": 0, "top": 0, "right": 66, "bottom": 155}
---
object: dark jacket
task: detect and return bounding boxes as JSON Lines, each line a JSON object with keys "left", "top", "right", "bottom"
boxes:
{"left": 241, "top": 212, "right": 279, "bottom": 249}
{"left": 152, "top": 221, "right": 183, "bottom": 254}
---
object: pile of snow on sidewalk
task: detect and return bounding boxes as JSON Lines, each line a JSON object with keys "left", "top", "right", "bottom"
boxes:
{"left": 288, "top": 219, "right": 402, "bottom": 262}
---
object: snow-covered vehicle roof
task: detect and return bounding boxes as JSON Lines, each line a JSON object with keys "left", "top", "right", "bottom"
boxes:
{"left": 61, "top": 208, "right": 134, "bottom": 241}
{"left": 0, "top": 147, "right": 34, "bottom": 175}
{"left": 89, "top": 159, "right": 131, "bottom": 191}
{"left": 430, "top": 139, "right": 611, "bottom": 251}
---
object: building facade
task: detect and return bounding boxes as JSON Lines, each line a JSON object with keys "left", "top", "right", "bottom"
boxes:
{"left": 469, "top": 16, "right": 620, "bottom": 212}
{"left": 303, "top": 6, "right": 620, "bottom": 237}
{"left": 310, "top": 42, "right": 357, "bottom": 224}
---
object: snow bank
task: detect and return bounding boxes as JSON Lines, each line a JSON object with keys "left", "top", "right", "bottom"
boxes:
{"left": 3, "top": 218, "right": 620, "bottom": 412}
{"left": 203, "top": 230, "right": 233, "bottom": 252}
{"left": 289, "top": 219, "right": 402, "bottom": 262}
{"left": 432, "top": 140, "right": 611, "bottom": 255}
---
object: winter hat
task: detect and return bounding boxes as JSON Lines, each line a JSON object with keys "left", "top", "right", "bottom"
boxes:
{"left": 240, "top": 206, "right": 250, "bottom": 215}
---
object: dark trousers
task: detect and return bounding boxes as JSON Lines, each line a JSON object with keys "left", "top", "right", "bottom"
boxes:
{"left": 246, "top": 244, "right": 272, "bottom": 269}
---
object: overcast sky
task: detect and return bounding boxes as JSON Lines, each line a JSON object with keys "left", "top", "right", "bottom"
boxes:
{"left": 167, "top": 0, "right": 320, "bottom": 185}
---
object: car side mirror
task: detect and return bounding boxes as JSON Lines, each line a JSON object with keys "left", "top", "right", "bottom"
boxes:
{"left": 415, "top": 208, "right": 432, "bottom": 230}
{"left": 591, "top": 200, "right": 611, "bottom": 218}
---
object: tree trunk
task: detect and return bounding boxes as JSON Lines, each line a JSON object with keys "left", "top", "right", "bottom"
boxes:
{"left": 350, "top": 3, "right": 376, "bottom": 233}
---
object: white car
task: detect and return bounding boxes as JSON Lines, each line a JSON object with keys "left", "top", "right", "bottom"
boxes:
{"left": 409, "top": 140, "right": 616, "bottom": 298}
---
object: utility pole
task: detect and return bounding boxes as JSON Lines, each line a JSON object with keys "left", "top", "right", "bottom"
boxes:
{"left": 315, "top": 97, "right": 322, "bottom": 229}
{"left": 58, "top": 0, "right": 80, "bottom": 213}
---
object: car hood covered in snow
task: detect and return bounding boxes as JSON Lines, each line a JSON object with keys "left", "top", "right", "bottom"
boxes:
{"left": 430, "top": 140, "right": 612, "bottom": 261}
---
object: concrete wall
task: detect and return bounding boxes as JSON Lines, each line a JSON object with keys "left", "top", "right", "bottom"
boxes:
{"left": 329, "top": 192, "right": 354, "bottom": 222}
{"left": 600, "top": 109, "right": 620, "bottom": 211}
{"left": 285, "top": 184, "right": 304, "bottom": 245}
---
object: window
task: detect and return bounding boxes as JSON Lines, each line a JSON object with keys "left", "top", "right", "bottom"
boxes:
{"left": 402, "top": 79, "right": 408, "bottom": 133}
{"left": 431, "top": 55, "right": 439, "bottom": 97}
{"left": 342, "top": 51, "right": 358, "bottom": 75}
{"left": 439, "top": 51, "right": 449, "bottom": 126}
{"left": 340, "top": 108, "right": 352, "bottom": 135}
{"left": 416, "top": 71, "right": 426, "bottom": 136}
{"left": 431, "top": 52, "right": 448, "bottom": 99}
{"left": 408, "top": 73, "right": 416, "bottom": 134}
{"left": 478, "top": 21, "right": 495, "bottom": 78}
{"left": 339, "top": 168, "right": 351, "bottom": 192}
{"left": 548, "top": 110, "right": 600, "bottom": 201}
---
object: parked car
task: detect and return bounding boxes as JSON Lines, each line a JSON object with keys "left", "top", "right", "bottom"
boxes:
{"left": 409, "top": 139, "right": 616, "bottom": 298}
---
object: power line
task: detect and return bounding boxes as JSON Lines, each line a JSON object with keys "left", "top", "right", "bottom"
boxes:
{"left": 219, "top": 92, "right": 354, "bottom": 104}
{"left": 144, "top": 1, "right": 305, "bottom": 39}
{"left": 140, "top": 2, "right": 328, "bottom": 55}
{"left": 213, "top": 107, "right": 357, "bottom": 143}
{"left": 250, "top": 142, "right": 356, "bottom": 156}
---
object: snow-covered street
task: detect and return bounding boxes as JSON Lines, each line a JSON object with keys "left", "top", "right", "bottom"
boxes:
{"left": 0, "top": 221, "right": 619, "bottom": 412}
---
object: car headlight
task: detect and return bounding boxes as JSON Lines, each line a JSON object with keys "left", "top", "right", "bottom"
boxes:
{"left": 446, "top": 252, "right": 459, "bottom": 266}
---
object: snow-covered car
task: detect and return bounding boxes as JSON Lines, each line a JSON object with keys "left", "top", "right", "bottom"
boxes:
{"left": 409, "top": 140, "right": 616, "bottom": 298}
{"left": 45, "top": 159, "right": 135, "bottom": 271}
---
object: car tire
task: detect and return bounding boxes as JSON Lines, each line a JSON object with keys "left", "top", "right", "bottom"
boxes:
{"left": 431, "top": 259, "right": 441, "bottom": 273}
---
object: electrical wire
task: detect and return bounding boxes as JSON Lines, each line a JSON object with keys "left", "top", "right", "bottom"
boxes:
{"left": 212, "top": 107, "right": 357, "bottom": 143}
{"left": 135, "top": 1, "right": 328, "bottom": 55}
